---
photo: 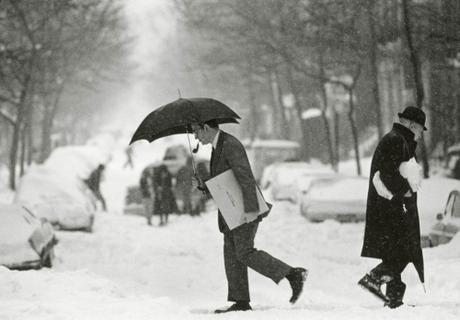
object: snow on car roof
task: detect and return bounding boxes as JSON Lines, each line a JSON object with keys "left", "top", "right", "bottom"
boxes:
{"left": 308, "top": 176, "right": 369, "bottom": 201}
{"left": 243, "top": 139, "right": 300, "bottom": 149}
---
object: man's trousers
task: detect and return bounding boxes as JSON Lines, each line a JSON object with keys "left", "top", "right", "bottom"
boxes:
{"left": 223, "top": 221, "right": 292, "bottom": 302}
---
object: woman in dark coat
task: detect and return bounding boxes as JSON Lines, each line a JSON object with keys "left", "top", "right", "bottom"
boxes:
{"left": 153, "top": 164, "right": 177, "bottom": 226}
{"left": 175, "top": 157, "right": 193, "bottom": 215}
{"left": 359, "top": 107, "right": 426, "bottom": 309}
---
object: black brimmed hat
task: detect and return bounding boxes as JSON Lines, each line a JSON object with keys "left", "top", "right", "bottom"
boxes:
{"left": 398, "top": 106, "right": 427, "bottom": 131}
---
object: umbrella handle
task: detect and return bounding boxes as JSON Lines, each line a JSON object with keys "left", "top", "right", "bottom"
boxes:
{"left": 185, "top": 127, "right": 198, "bottom": 175}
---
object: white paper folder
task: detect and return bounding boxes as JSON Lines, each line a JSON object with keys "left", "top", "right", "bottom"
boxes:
{"left": 205, "top": 169, "right": 269, "bottom": 230}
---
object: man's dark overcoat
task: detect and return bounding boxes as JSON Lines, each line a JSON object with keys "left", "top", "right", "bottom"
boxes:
{"left": 208, "top": 131, "right": 267, "bottom": 232}
{"left": 361, "top": 123, "right": 424, "bottom": 282}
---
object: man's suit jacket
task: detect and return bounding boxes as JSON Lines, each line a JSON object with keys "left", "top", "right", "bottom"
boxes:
{"left": 208, "top": 131, "right": 262, "bottom": 232}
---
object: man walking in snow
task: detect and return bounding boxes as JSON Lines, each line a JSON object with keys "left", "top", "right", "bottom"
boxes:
{"left": 191, "top": 120, "right": 307, "bottom": 313}
{"left": 85, "top": 164, "right": 107, "bottom": 211}
{"left": 359, "top": 106, "right": 426, "bottom": 309}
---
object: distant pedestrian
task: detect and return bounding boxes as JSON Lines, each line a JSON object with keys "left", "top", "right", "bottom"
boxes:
{"left": 85, "top": 164, "right": 107, "bottom": 211}
{"left": 140, "top": 165, "right": 155, "bottom": 225}
{"left": 175, "top": 157, "right": 193, "bottom": 215}
{"left": 123, "top": 147, "right": 134, "bottom": 169}
{"left": 359, "top": 106, "right": 426, "bottom": 309}
{"left": 153, "top": 164, "right": 177, "bottom": 226}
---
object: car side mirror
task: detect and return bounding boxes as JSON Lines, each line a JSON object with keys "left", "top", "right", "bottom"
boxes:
{"left": 436, "top": 213, "right": 444, "bottom": 221}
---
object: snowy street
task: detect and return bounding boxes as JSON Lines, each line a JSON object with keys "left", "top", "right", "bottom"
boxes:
{"left": 2, "top": 1, "right": 460, "bottom": 318}
{"left": 1, "top": 184, "right": 459, "bottom": 319}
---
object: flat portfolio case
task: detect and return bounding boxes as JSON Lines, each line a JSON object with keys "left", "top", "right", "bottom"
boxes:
{"left": 205, "top": 169, "right": 269, "bottom": 230}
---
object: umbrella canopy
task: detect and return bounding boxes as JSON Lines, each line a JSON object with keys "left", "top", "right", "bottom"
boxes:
{"left": 129, "top": 98, "right": 240, "bottom": 145}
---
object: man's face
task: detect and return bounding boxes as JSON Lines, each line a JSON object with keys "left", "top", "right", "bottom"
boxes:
{"left": 191, "top": 124, "right": 212, "bottom": 145}
{"left": 409, "top": 122, "right": 424, "bottom": 140}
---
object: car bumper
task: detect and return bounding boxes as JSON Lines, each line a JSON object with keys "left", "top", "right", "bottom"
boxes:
{"left": 58, "top": 214, "right": 94, "bottom": 230}
{"left": 301, "top": 200, "right": 366, "bottom": 222}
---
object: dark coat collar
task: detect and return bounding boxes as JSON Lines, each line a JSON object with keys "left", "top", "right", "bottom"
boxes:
{"left": 214, "top": 130, "right": 225, "bottom": 151}
{"left": 392, "top": 123, "right": 415, "bottom": 142}
{"left": 210, "top": 131, "right": 225, "bottom": 173}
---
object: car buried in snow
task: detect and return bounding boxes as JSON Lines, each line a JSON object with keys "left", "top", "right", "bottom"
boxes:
{"left": 260, "top": 161, "right": 334, "bottom": 203}
{"left": 423, "top": 189, "right": 460, "bottom": 247}
{"left": 0, "top": 204, "right": 57, "bottom": 270}
{"left": 14, "top": 167, "right": 96, "bottom": 232}
{"left": 299, "top": 174, "right": 368, "bottom": 223}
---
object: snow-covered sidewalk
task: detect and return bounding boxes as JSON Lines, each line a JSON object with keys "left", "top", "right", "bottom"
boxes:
{"left": 1, "top": 200, "right": 459, "bottom": 319}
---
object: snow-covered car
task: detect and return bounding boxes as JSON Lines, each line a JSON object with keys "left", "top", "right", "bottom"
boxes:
{"left": 299, "top": 175, "right": 368, "bottom": 222}
{"left": 425, "top": 189, "right": 460, "bottom": 247}
{"left": 243, "top": 139, "right": 301, "bottom": 182}
{"left": 0, "top": 204, "right": 57, "bottom": 270}
{"left": 44, "top": 145, "right": 109, "bottom": 181}
{"left": 261, "top": 161, "right": 334, "bottom": 203}
{"left": 14, "top": 167, "right": 96, "bottom": 232}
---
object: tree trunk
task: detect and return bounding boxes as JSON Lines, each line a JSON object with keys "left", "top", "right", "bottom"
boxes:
{"left": 26, "top": 113, "right": 33, "bottom": 165}
{"left": 39, "top": 82, "right": 66, "bottom": 163}
{"left": 348, "top": 88, "right": 362, "bottom": 176}
{"left": 9, "top": 122, "right": 21, "bottom": 190}
{"left": 274, "top": 69, "right": 289, "bottom": 139}
{"left": 319, "top": 80, "right": 337, "bottom": 171}
{"left": 333, "top": 109, "right": 340, "bottom": 166}
{"left": 286, "top": 65, "right": 311, "bottom": 161}
{"left": 366, "top": 0, "right": 384, "bottom": 139}
{"left": 39, "top": 107, "right": 54, "bottom": 163}
{"left": 402, "top": 0, "right": 430, "bottom": 177}
{"left": 246, "top": 70, "right": 258, "bottom": 141}
{"left": 20, "top": 126, "right": 26, "bottom": 176}
{"left": 9, "top": 75, "right": 30, "bottom": 190}
{"left": 267, "top": 69, "right": 281, "bottom": 138}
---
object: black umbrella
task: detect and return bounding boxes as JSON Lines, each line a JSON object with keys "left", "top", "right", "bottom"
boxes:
{"left": 129, "top": 98, "right": 240, "bottom": 145}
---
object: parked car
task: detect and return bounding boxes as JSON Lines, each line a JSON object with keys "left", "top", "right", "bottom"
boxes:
{"left": 261, "top": 161, "right": 334, "bottom": 203}
{"left": 243, "top": 139, "right": 301, "bottom": 182}
{"left": 424, "top": 189, "right": 460, "bottom": 247}
{"left": 0, "top": 204, "right": 57, "bottom": 270}
{"left": 299, "top": 175, "right": 368, "bottom": 222}
{"left": 14, "top": 167, "right": 96, "bottom": 232}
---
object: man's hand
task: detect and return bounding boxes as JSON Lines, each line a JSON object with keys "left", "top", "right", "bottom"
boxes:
{"left": 191, "top": 175, "right": 203, "bottom": 189}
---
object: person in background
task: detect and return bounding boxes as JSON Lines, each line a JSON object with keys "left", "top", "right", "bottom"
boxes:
{"left": 140, "top": 165, "right": 155, "bottom": 225}
{"left": 123, "top": 146, "right": 134, "bottom": 169}
{"left": 85, "top": 164, "right": 107, "bottom": 211}
{"left": 359, "top": 106, "right": 426, "bottom": 309}
{"left": 153, "top": 163, "right": 177, "bottom": 226}
{"left": 175, "top": 157, "right": 193, "bottom": 215}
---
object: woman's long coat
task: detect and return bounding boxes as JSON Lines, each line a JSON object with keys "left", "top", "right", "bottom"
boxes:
{"left": 153, "top": 164, "right": 177, "bottom": 215}
{"left": 361, "top": 123, "right": 424, "bottom": 283}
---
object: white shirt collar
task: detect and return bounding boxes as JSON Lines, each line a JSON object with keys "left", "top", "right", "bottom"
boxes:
{"left": 212, "top": 130, "right": 220, "bottom": 149}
